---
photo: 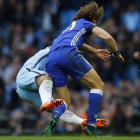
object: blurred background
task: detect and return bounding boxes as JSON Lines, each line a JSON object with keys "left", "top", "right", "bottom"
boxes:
{"left": 0, "top": 0, "right": 140, "bottom": 136}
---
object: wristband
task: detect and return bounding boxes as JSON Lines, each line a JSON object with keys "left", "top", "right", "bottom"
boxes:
{"left": 113, "top": 50, "right": 120, "bottom": 56}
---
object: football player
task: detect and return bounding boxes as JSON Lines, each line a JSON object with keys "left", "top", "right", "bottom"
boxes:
{"left": 44, "top": 2, "right": 125, "bottom": 136}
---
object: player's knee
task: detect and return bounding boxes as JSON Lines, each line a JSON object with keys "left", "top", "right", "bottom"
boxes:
{"left": 89, "top": 80, "right": 104, "bottom": 91}
{"left": 40, "top": 74, "right": 52, "bottom": 81}
{"left": 36, "top": 74, "right": 53, "bottom": 87}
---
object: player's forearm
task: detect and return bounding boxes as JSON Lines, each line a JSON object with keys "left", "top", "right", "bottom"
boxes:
{"left": 80, "top": 43, "right": 97, "bottom": 54}
{"left": 104, "top": 37, "right": 118, "bottom": 52}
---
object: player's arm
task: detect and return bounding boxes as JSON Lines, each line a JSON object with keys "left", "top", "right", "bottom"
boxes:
{"left": 80, "top": 43, "right": 111, "bottom": 60}
{"left": 92, "top": 27, "right": 125, "bottom": 62}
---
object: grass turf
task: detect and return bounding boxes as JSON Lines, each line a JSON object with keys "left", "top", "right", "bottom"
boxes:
{"left": 0, "top": 136, "right": 140, "bottom": 140}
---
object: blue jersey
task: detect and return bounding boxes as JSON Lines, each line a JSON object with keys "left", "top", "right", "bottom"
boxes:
{"left": 50, "top": 18, "right": 96, "bottom": 52}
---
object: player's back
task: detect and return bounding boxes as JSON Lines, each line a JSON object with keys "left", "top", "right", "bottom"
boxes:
{"left": 50, "top": 18, "right": 95, "bottom": 52}
{"left": 22, "top": 47, "right": 50, "bottom": 71}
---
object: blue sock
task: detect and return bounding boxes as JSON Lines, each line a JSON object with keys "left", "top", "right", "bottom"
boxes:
{"left": 52, "top": 103, "right": 66, "bottom": 118}
{"left": 87, "top": 90, "right": 103, "bottom": 125}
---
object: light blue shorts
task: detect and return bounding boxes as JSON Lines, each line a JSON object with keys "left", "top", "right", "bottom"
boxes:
{"left": 16, "top": 68, "right": 47, "bottom": 108}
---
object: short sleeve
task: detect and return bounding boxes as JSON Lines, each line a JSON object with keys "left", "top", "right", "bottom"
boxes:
{"left": 83, "top": 20, "right": 96, "bottom": 35}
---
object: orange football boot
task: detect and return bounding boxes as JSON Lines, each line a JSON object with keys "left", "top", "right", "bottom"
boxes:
{"left": 81, "top": 118, "right": 107, "bottom": 127}
{"left": 40, "top": 99, "right": 64, "bottom": 112}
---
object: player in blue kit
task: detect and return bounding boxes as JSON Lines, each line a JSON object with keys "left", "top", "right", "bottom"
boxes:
{"left": 16, "top": 43, "right": 109, "bottom": 134}
{"left": 44, "top": 2, "right": 125, "bottom": 136}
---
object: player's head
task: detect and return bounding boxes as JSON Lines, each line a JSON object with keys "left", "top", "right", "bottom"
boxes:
{"left": 72, "top": 2, "right": 104, "bottom": 25}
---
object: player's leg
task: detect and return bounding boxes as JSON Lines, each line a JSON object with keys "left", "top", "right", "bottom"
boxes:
{"left": 44, "top": 86, "right": 68, "bottom": 136}
{"left": 16, "top": 68, "right": 59, "bottom": 112}
{"left": 36, "top": 74, "right": 53, "bottom": 105}
{"left": 60, "top": 110, "right": 106, "bottom": 127}
{"left": 44, "top": 58, "right": 70, "bottom": 135}
{"left": 35, "top": 74, "right": 63, "bottom": 112}
{"left": 62, "top": 51, "right": 104, "bottom": 136}
{"left": 17, "top": 70, "right": 85, "bottom": 127}
{"left": 78, "top": 68, "right": 104, "bottom": 136}
{"left": 17, "top": 68, "right": 87, "bottom": 127}
{"left": 79, "top": 68, "right": 104, "bottom": 90}
{"left": 17, "top": 86, "right": 106, "bottom": 128}
{"left": 55, "top": 85, "right": 70, "bottom": 107}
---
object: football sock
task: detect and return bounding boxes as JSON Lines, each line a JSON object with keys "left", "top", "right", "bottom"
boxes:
{"left": 52, "top": 101, "right": 67, "bottom": 118}
{"left": 50, "top": 98, "right": 84, "bottom": 125}
{"left": 39, "top": 80, "right": 53, "bottom": 104}
{"left": 60, "top": 110, "right": 84, "bottom": 125}
{"left": 87, "top": 89, "right": 103, "bottom": 125}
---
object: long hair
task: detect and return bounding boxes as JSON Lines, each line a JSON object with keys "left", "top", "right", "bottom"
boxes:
{"left": 72, "top": 2, "right": 104, "bottom": 23}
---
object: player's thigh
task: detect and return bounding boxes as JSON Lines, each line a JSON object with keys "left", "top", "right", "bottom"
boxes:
{"left": 79, "top": 68, "right": 104, "bottom": 90}
{"left": 55, "top": 85, "right": 70, "bottom": 108}
{"left": 17, "top": 86, "right": 42, "bottom": 108}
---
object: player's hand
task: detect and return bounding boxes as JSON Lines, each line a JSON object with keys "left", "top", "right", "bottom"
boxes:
{"left": 133, "top": 51, "right": 140, "bottom": 60}
{"left": 94, "top": 49, "right": 111, "bottom": 60}
{"left": 112, "top": 54, "right": 125, "bottom": 62}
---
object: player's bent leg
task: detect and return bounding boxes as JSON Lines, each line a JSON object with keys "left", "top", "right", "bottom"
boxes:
{"left": 44, "top": 86, "right": 69, "bottom": 136}
{"left": 35, "top": 74, "right": 57, "bottom": 112}
{"left": 79, "top": 68, "right": 104, "bottom": 136}
{"left": 60, "top": 110, "right": 107, "bottom": 127}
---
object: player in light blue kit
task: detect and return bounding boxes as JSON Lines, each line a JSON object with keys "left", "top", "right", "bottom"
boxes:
{"left": 44, "top": 2, "right": 125, "bottom": 136}
{"left": 16, "top": 43, "right": 109, "bottom": 134}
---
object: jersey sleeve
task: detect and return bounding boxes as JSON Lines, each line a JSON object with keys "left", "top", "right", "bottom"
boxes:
{"left": 83, "top": 20, "right": 97, "bottom": 35}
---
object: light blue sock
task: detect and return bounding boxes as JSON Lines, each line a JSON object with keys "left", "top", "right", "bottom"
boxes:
{"left": 87, "top": 89, "right": 103, "bottom": 125}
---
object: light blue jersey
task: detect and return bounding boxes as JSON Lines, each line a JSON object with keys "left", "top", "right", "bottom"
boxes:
{"left": 16, "top": 47, "right": 50, "bottom": 108}
{"left": 22, "top": 47, "right": 50, "bottom": 71}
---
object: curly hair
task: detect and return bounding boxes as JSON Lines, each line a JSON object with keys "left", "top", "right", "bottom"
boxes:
{"left": 72, "top": 2, "right": 104, "bottom": 23}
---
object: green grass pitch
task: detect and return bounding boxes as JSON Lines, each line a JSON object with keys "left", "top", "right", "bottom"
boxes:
{"left": 0, "top": 136, "right": 140, "bottom": 140}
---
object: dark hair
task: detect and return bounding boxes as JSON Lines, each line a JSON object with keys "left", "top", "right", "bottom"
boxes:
{"left": 72, "top": 2, "right": 104, "bottom": 23}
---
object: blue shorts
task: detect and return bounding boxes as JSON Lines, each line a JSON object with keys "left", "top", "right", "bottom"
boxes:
{"left": 16, "top": 68, "right": 47, "bottom": 108}
{"left": 46, "top": 46, "right": 92, "bottom": 87}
